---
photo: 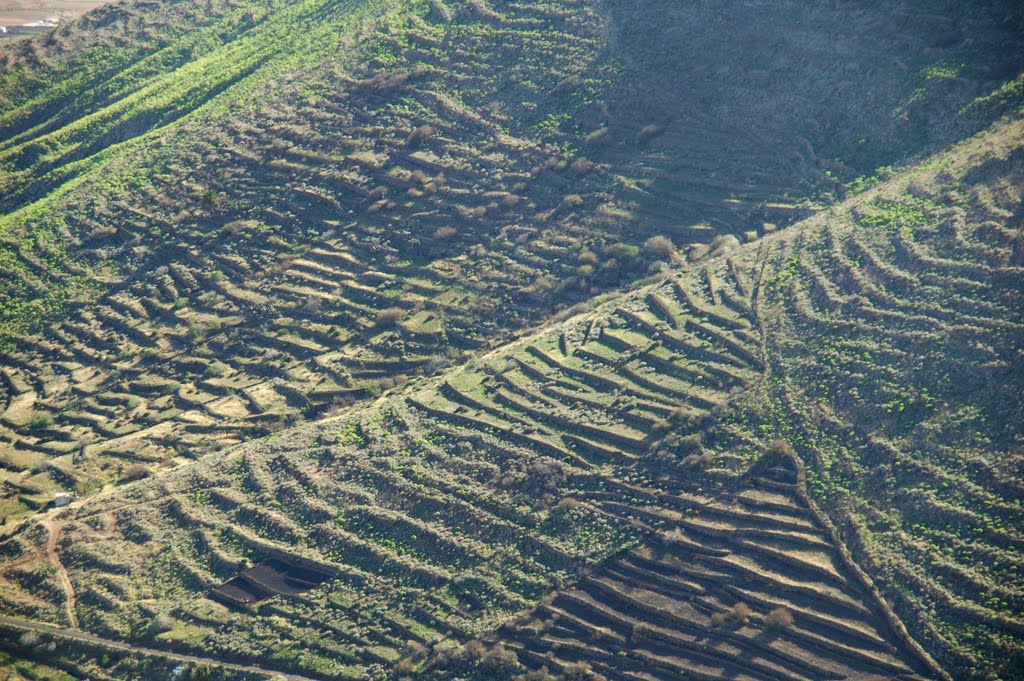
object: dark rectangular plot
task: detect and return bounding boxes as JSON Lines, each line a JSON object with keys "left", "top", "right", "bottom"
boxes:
{"left": 208, "top": 558, "right": 332, "bottom": 606}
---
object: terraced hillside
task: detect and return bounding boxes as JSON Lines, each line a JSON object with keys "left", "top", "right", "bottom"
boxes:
{"left": 2, "top": 0, "right": 1024, "bottom": 521}
{"left": 497, "top": 453, "right": 927, "bottom": 681}
{"left": 1, "top": 114, "right": 1021, "bottom": 680}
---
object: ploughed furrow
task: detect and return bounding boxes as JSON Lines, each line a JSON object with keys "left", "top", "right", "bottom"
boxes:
{"left": 497, "top": 470, "right": 929, "bottom": 681}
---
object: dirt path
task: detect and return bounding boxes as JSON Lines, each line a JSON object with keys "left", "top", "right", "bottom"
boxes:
{"left": 39, "top": 519, "right": 78, "bottom": 629}
{"left": 0, "top": 614, "right": 322, "bottom": 680}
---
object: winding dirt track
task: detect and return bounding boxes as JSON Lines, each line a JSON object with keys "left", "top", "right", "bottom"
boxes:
{"left": 0, "top": 615, "right": 323, "bottom": 680}
{"left": 39, "top": 519, "right": 78, "bottom": 628}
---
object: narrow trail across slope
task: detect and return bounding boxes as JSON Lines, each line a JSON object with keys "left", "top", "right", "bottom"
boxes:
{"left": 0, "top": 615, "right": 322, "bottom": 680}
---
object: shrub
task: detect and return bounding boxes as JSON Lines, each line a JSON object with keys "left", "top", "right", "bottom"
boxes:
{"left": 406, "top": 641, "right": 428, "bottom": 659}
{"left": 558, "top": 194, "right": 584, "bottom": 211}
{"left": 375, "top": 307, "right": 405, "bottom": 328}
{"left": 638, "top": 123, "right": 665, "bottom": 142}
{"left": 480, "top": 644, "right": 519, "bottom": 675}
{"left": 709, "top": 612, "right": 727, "bottom": 627}
{"left": 150, "top": 613, "right": 174, "bottom": 634}
{"left": 202, "top": 188, "right": 225, "bottom": 209}
{"left": 644, "top": 235, "right": 675, "bottom": 259}
{"left": 632, "top": 621, "right": 655, "bottom": 641}
{"left": 19, "top": 631, "right": 40, "bottom": 646}
{"left": 462, "top": 639, "right": 486, "bottom": 661}
{"left": 433, "top": 226, "right": 458, "bottom": 240}
{"left": 767, "top": 439, "right": 796, "bottom": 457}
{"left": 521, "top": 666, "right": 557, "bottom": 681}
{"left": 604, "top": 242, "right": 641, "bottom": 263}
{"left": 570, "top": 157, "right": 594, "bottom": 175}
{"left": 683, "top": 450, "right": 714, "bottom": 470}
{"left": 731, "top": 602, "right": 752, "bottom": 624}
{"left": 186, "top": 318, "right": 204, "bottom": 341}
{"left": 203, "top": 361, "right": 229, "bottom": 378}
{"left": 304, "top": 296, "right": 323, "bottom": 314}
{"left": 27, "top": 413, "right": 54, "bottom": 430}
{"left": 430, "top": 640, "right": 466, "bottom": 668}
{"left": 678, "top": 434, "right": 703, "bottom": 455}
{"left": 393, "top": 658, "right": 416, "bottom": 676}
{"left": 765, "top": 606, "right": 794, "bottom": 630}
{"left": 121, "top": 463, "right": 150, "bottom": 483}
{"left": 563, "top": 661, "right": 593, "bottom": 680}
{"left": 406, "top": 124, "right": 435, "bottom": 146}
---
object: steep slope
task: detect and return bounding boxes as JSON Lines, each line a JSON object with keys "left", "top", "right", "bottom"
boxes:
{"left": 2, "top": 0, "right": 1023, "bottom": 524}
{"left": 1, "top": 113, "right": 1021, "bottom": 680}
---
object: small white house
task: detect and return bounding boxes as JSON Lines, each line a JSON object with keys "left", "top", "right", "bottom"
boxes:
{"left": 52, "top": 492, "right": 73, "bottom": 507}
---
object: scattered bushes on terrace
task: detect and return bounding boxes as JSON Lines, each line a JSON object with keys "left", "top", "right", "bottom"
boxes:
{"left": 498, "top": 456, "right": 565, "bottom": 504}
{"left": 711, "top": 601, "right": 753, "bottom": 627}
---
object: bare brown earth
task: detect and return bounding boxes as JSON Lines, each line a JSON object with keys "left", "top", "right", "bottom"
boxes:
{"left": 0, "top": 1, "right": 105, "bottom": 27}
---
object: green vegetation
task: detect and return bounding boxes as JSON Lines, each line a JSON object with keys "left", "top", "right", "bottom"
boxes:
{"left": 0, "top": 0, "right": 1021, "bottom": 680}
